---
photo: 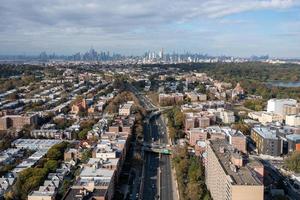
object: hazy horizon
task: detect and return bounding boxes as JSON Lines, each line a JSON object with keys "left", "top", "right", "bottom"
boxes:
{"left": 0, "top": 0, "right": 300, "bottom": 57}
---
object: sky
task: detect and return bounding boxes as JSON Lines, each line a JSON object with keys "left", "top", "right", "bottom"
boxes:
{"left": 0, "top": 0, "right": 300, "bottom": 57}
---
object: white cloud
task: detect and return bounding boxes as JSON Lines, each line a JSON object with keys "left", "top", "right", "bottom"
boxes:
{"left": 0, "top": 0, "right": 297, "bottom": 32}
{"left": 0, "top": 0, "right": 299, "bottom": 55}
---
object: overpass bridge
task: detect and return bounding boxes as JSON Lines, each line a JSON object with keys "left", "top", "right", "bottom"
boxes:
{"left": 142, "top": 146, "right": 172, "bottom": 155}
{"left": 141, "top": 142, "right": 172, "bottom": 155}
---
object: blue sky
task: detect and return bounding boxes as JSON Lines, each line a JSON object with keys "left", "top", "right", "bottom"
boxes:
{"left": 0, "top": 0, "right": 299, "bottom": 57}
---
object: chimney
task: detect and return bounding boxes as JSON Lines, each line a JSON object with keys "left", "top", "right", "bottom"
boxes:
{"left": 219, "top": 146, "right": 225, "bottom": 153}
{"left": 231, "top": 153, "right": 243, "bottom": 167}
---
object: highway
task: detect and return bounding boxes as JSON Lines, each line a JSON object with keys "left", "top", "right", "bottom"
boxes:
{"left": 142, "top": 114, "right": 174, "bottom": 200}
{"left": 128, "top": 83, "right": 174, "bottom": 200}
{"left": 142, "top": 118, "right": 160, "bottom": 200}
{"left": 156, "top": 116, "right": 174, "bottom": 200}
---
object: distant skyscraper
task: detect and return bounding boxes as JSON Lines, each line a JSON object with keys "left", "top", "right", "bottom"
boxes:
{"left": 159, "top": 48, "right": 164, "bottom": 59}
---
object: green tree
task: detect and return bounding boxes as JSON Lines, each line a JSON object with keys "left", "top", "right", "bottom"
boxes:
{"left": 46, "top": 142, "right": 69, "bottom": 160}
{"left": 81, "top": 149, "right": 92, "bottom": 163}
{"left": 285, "top": 151, "right": 300, "bottom": 172}
{"left": 78, "top": 128, "right": 89, "bottom": 140}
{"left": 244, "top": 99, "right": 265, "bottom": 111}
{"left": 44, "top": 160, "right": 58, "bottom": 172}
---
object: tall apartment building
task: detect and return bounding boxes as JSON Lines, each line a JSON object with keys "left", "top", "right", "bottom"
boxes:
{"left": 0, "top": 114, "right": 38, "bottom": 131}
{"left": 158, "top": 93, "right": 184, "bottom": 106}
{"left": 267, "top": 99, "right": 297, "bottom": 116}
{"left": 219, "top": 110, "right": 235, "bottom": 124}
{"left": 283, "top": 104, "right": 300, "bottom": 116}
{"left": 186, "top": 128, "right": 207, "bottom": 146}
{"left": 205, "top": 139, "right": 264, "bottom": 200}
{"left": 251, "top": 126, "right": 282, "bottom": 156}
{"left": 185, "top": 92, "right": 207, "bottom": 102}
{"left": 184, "top": 112, "right": 211, "bottom": 130}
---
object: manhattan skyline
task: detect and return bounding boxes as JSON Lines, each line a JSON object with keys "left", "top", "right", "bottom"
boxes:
{"left": 0, "top": 0, "right": 300, "bottom": 58}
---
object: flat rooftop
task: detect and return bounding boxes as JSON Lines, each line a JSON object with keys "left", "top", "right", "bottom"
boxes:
{"left": 286, "top": 134, "right": 300, "bottom": 142}
{"left": 12, "top": 139, "right": 61, "bottom": 149}
{"left": 121, "top": 103, "right": 133, "bottom": 109}
{"left": 210, "top": 139, "right": 262, "bottom": 186}
{"left": 252, "top": 126, "right": 278, "bottom": 139}
{"left": 63, "top": 188, "right": 107, "bottom": 200}
{"left": 221, "top": 127, "right": 245, "bottom": 137}
{"left": 80, "top": 167, "right": 114, "bottom": 178}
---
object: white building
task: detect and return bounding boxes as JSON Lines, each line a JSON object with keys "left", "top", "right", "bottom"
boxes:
{"left": 267, "top": 99, "right": 297, "bottom": 116}
{"left": 218, "top": 109, "right": 235, "bottom": 124}
{"left": 118, "top": 101, "right": 133, "bottom": 116}
{"left": 286, "top": 115, "right": 300, "bottom": 127}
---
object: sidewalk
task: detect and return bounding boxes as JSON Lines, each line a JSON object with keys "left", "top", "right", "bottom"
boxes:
{"left": 171, "top": 162, "right": 180, "bottom": 200}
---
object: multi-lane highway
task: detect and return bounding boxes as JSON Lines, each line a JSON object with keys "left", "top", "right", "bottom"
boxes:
{"left": 142, "top": 113, "right": 174, "bottom": 200}
{"left": 142, "top": 116, "right": 160, "bottom": 200}
{"left": 156, "top": 115, "right": 174, "bottom": 200}
{"left": 128, "top": 83, "right": 175, "bottom": 200}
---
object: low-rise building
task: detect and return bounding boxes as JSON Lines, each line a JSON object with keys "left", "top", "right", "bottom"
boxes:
{"left": 64, "top": 158, "right": 116, "bottom": 200}
{"left": 0, "top": 176, "right": 15, "bottom": 198}
{"left": 31, "top": 129, "right": 72, "bottom": 139}
{"left": 118, "top": 101, "right": 133, "bottom": 116}
{"left": 232, "top": 83, "right": 245, "bottom": 99}
{"left": 71, "top": 98, "right": 87, "bottom": 115}
{"left": 221, "top": 127, "right": 247, "bottom": 153}
{"left": 28, "top": 164, "right": 70, "bottom": 200}
{"left": 286, "top": 115, "right": 300, "bottom": 127}
{"left": 286, "top": 134, "right": 300, "bottom": 152}
{"left": 248, "top": 111, "right": 283, "bottom": 124}
{"left": 64, "top": 148, "right": 83, "bottom": 162}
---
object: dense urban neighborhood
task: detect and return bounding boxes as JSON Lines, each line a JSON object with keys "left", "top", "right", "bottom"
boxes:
{"left": 0, "top": 61, "right": 300, "bottom": 200}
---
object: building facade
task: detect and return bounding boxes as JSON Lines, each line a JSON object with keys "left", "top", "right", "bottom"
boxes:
{"left": 205, "top": 140, "right": 264, "bottom": 200}
{"left": 251, "top": 127, "right": 282, "bottom": 156}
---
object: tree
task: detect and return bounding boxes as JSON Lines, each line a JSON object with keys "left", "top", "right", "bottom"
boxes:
{"left": 46, "top": 142, "right": 69, "bottom": 160}
{"left": 12, "top": 168, "right": 48, "bottom": 199}
{"left": 168, "top": 126, "right": 176, "bottom": 142}
{"left": 196, "top": 83, "right": 206, "bottom": 93}
{"left": 244, "top": 99, "right": 265, "bottom": 111}
{"left": 285, "top": 151, "right": 300, "bottom": 172}
{"left": 81, "top": 149, "right": 92, "bottom": 163}
{"left": 232, "top": 122, "right": 251, "bottom": 135}
{"left": 44, "top": 160, "right": 58, "bottom": 172}
{"left": 174, "top": 108, "right": 184, "bottom": 129}
{"left": 78, "top": 128, "right": 89, "bottom": 140}
{"left": 203, "top": 192, "right": 212, "bottom": 200}
{"left": 46, "top": 148, "right": 63, "bottom": 160}
{"left": 187, "top": 182, "right": 202, "bottom": 200}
